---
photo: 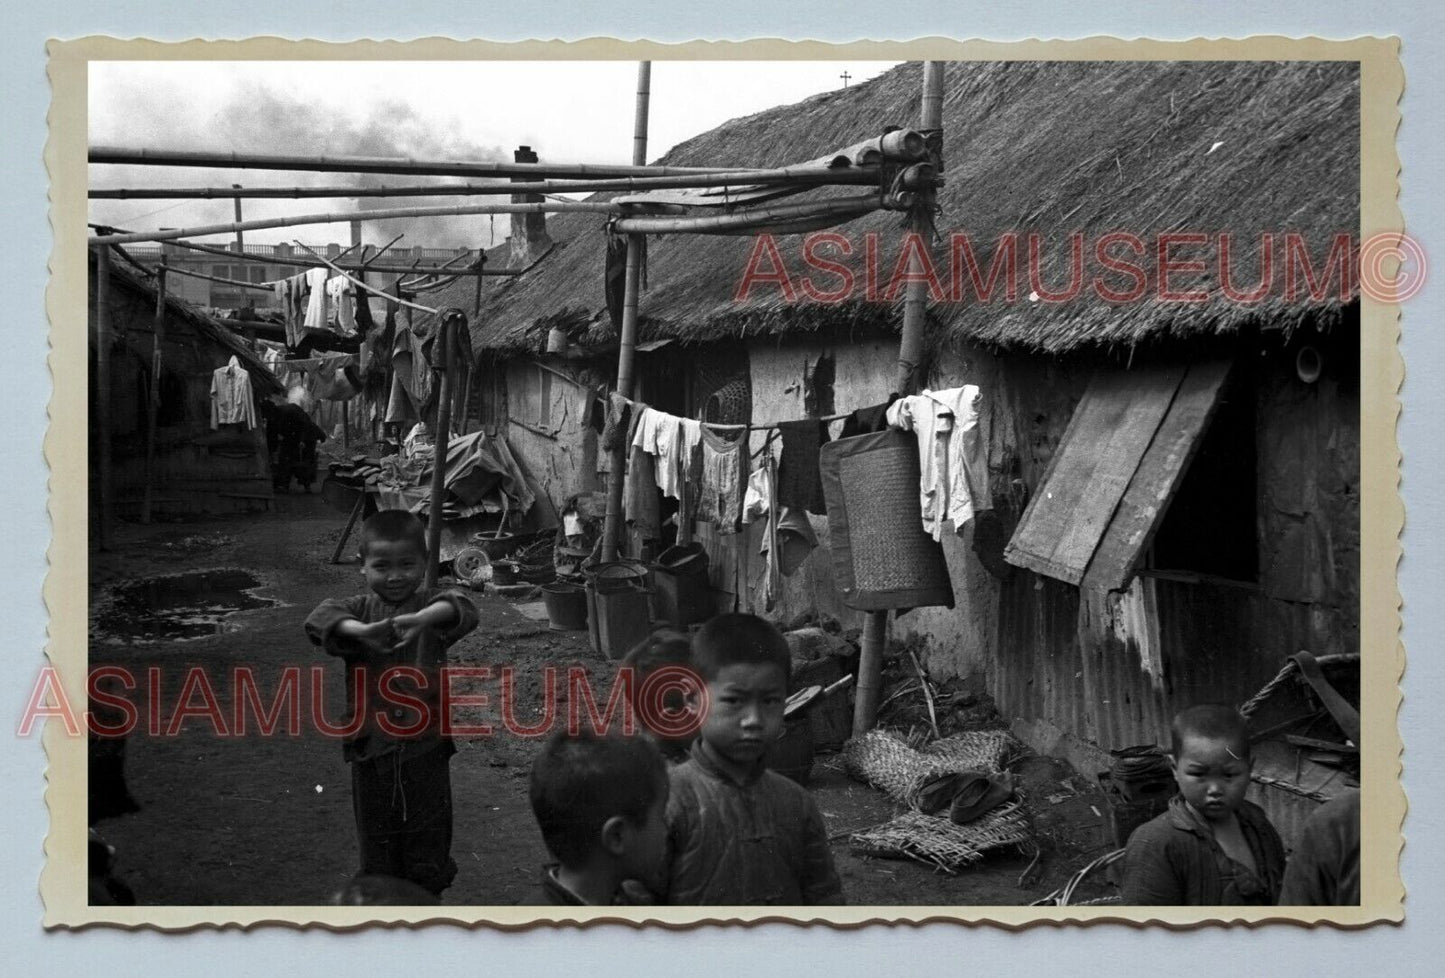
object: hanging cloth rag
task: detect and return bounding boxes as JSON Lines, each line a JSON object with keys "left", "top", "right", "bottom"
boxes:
{"left": 302, "top": 268, "right": 330, "bottom": 331}
{"left": 886, "top": 386, "right": 990, "bottom": 541}
{"left": 326, "top": 275, "right": 358, "bottom": 337}
{"left": 698, "top": 426, "right": 747, "bottom": 533}
{"left": 275, "top": 273, "right": 309, "bottom": 349}
{"left": 840, "top": 395, "right": 900, "bottom": 438}
{"left": 776, "top": 418, "right": 830, "bottom": 515}
{"left": 209, "top": 355, "right": 256, "bottom": 429}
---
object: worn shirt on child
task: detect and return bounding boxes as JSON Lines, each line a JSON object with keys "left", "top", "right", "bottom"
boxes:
{"left": 661, "top": 740, "right": 844, "bottom": 906}
{"left": 1121, "top": 794, "right": 1286, "bottom": 905}
{"left": 1279, "top": 790, "right": 1360, "bottom": 906}
{"left": 304, "top": 588, "right": 479, "bottom": 763}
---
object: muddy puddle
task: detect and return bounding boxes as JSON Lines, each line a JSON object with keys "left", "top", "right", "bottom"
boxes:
{"left": 91, "top": 568, "right": 279, "bottom": 643}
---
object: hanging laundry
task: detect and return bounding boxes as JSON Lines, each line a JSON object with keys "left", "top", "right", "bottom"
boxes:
{"left": 622, "top": 402, "right": 661, "bottom": 543}
{"left": 325, "top": 275, "right": 358, "bottom": 336}
{"left": 698, "top": 427, "right": 747, "bottom": 533}
{"left": 303, "top": 267, "right": 330, "bottom": 331}
{"left": 274, "top": 273, "right": 309, "bottom": 348}
{"left": 776, "top": 418, "right": 830, "bottom": 515}
{"left": 353, "top": 269, "right": 378, "bottom": 337}
{"left": 840, "top": 395, "right": 900, "bottom": 438}
{"left": 209, "top": 355, "right": 256, "bottom": 429}
{"left": 886, "top": 386, "right": 990, "bottom": 541}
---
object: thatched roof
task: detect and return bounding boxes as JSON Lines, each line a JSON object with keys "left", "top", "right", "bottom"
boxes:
{"left": 99, "top": 256, "right": 286, "bottom": 395}
{"left": 434, "top": 61, "right": 1359, "bottom": 357}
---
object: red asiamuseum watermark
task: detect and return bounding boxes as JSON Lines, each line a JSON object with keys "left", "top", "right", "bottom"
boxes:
{"left": 733, "top": 230, "right": 1426, "bottom": 306}
{"left": 16, "top": 664, "right": 706, "bottom": 741}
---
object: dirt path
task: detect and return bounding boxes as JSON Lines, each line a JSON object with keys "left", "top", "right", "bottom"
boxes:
{"left": 89, "top": 493, "right": 1111, "bottom": 907}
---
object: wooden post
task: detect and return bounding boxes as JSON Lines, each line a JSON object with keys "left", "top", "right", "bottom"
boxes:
{"left": 94, "top": 245, "right": 114, "bottom": 551}
{"left": 424, "top": 312, "right": 459, "bottom": 589}
{"left": 854, "top": 61, "right": 945, "bottom": 738}
{"left": 341, "top": 400, "right": 350, "bottom": 452}
{"left": 601, "top": 60, "right": 651, "bottom": 563}
{"left": 232, "top": 184, "right": 245, "bottom": 253}
{"left": 141, "top": 268, "right": 167, "bottom": 524}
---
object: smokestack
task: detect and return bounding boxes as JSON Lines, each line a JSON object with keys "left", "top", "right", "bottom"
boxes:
{"left": 509, "top": 145, "right": 553, "bottom": 268}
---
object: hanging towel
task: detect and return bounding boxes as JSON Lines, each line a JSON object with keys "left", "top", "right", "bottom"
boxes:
{"left": 303, "top": 268, "right": 330, "bottom": 330}
{"left": 776, "top": 418, "right": 830, "bottom": 515}
{"left": 886, "top": 386, "right": 990, "bottom": 541}
{"left": 326, "top": 275, "right": 358, "bottom": 336}
{"left": 209, "top": 355, "right": 256, "bottom": 429}
{"left": 623, "top": 402, "right": 661, "bottom": 540}
{"left": 275, "top": 274, "right": 309, "bottom": 349}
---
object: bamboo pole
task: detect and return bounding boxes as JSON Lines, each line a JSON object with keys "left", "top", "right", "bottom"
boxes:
{"left": 854, "top": 61, "right": 945, "bottom": 739}
{"left": 88, "top": 145, "right": 876, "bottom": 181}
{"left": 130, "top": 233, "right": 502, "bottom": 278}
{"left": 159, "top": 263, "right": 273, "bottom": 292}
{"left": 94, "top": 245, "right": 114, "bottom": 551}
{"left": 293, "top": 242, "right": 442, "bottom": 317}
{"left": 232, "top": 185, "right": 245, "bottom": 253}
{"left": 90, "top": 200, "right": 620, "bottom": 248}
{"left": 424, "top": 312, "right": 460, "bottom": 589}
{"left": 88, "top": 168, "right": 881, "bottom": 200}
{"left": 141, "top": 267, "right": 167, "bottom": 524}
{"left": 612, "top": 194, "right": 886, "bottom": 235}
{"left": 601, "top": 61, "right": 651, "bottom": 563}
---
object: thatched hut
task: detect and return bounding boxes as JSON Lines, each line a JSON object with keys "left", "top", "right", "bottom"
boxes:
{"left": 90, "top": 255, "right": 285, "bottom": 518}
{"left": 433, "top": 62, "right": 1361, "bottom": 819}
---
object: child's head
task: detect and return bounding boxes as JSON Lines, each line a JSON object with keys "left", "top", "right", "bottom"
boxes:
{"left": 620, "top": 629, "right": 696, "bottom": 759}
{"left": 358, "top": 509, "right": 428, "bottom": 603}
{"left": 690, "top": 614, "right": 791, "bottom": 767}
{"left": 529, "top": 730, "right": 669, "bottom": 886}
{"left": 1169, "top": 704, "right": 1252, "bottom": 823}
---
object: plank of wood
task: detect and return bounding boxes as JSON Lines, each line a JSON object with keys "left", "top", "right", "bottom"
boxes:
{"left": 1083, "top": 360, "right": 1233, "bottom": 591}
{"left": 1005, "top": 365, "right": 1184, "bottom": 584}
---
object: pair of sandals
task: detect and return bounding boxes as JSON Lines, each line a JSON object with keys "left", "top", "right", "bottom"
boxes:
{"left": 916, "top": 770, "right": 1016, "bottom": 824}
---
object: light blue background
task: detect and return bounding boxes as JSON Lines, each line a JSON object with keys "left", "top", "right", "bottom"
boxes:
{"left": 3, "top": 3, "right": 1439, "bottom": 974}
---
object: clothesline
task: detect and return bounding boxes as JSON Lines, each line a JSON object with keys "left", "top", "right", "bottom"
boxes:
{"left": 609, "top": 390, "right": 854, "bottom": 432}
{"left": 270, "top": 353, "right": 358, "bottom": 370}
{"left": 295, "top": 241, "right": 443, "bottom": 317}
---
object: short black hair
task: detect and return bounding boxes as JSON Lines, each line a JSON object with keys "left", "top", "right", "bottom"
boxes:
{"left": 620, "top": 629, "right": 693, "bottom": 703}
{"left": 691, "top": 613, "right": 791, "bottom": 686}
{"left": 359, "top": 509, "right": 427, "bottom": 557}
{"left": 1170, "top": 704, "right": 1251, "bottom": 761}
{"left": 528, "top": 730, "right": 668, "bottom": 867}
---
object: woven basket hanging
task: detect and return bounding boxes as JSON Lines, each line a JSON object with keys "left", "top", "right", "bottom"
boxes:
{"left": 819, "top": 429, "right": 954, "bottom": 610}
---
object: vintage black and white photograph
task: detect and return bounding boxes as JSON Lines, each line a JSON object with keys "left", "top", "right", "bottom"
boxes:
{"left": 52, "top": 39, "right": 1402, "bottom": 925}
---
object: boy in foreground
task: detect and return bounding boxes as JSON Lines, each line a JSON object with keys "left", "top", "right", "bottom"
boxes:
{"left": 527, "top": 730, "right": 670, "bottom": 906}
{"left": 305, "top": 509, "right": 479, "bottom": 898}
{"left": 660, "top": 613, "right": 844, "bottom": 905}
{"left": 1121, "top": 704, "right": 1286, "bottom": 905}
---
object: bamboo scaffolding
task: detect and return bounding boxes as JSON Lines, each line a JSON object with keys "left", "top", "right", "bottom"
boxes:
{"left": 90, "top": 200, "right": 622, "bottom": 247}
{"left": 88, "top": 167, "right": 882, "bottom": 199}
{"left": 89, "top": 145, "right": 881, "bottom": 182}
{"left": 159, "top": 263, "right": 274, "bottom": 292}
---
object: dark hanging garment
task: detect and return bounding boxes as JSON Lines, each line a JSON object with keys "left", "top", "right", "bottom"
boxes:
{"left": 840, "top": 395, "right": 900, "bottom": 438}
{"left": 354, "top": 268, "right": 377, "bottom": 338}
{"left": 605, "top": 235, "right": 627, "bottom": 332}
{"left": 776, "top": 419, "right": 830, "bottom": 516}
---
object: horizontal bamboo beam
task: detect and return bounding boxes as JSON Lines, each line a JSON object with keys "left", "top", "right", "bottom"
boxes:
{"left": 89, "top": 200, "right": 621, "bottom": 247}
{"left": 88, "top": 168, "right": 881, "bottom": 200}
{"left": 612, "top": 194, "right": 887, "bottom": 235}
{"left": 114, "top": 233, "right": 504, "bottom": 278}
{"left": 159, "top": 262, "right": 273, "bottom": 292}
{"left": 89, "top": 146, "right": 862, "bottom": 181}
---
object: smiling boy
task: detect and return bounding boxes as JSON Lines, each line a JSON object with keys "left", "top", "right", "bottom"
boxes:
{"left": 659, "top": 614, "right": 843, "bottom": 906}
{"left": 304, "top": 509, "right": 479, "bottom": 897}
{"left": 1121, "top": 704, "right": 1286, "bottom": 905}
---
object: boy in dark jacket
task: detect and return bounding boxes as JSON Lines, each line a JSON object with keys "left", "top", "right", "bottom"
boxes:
{"left": 305, "top": 509, "right": 479, "bottom": 897}
{"left": 660, "top": 614, "right": 844, "bottom": 906}
{"left": 1121, "top": 704, "right": 1286, "bottom": 905}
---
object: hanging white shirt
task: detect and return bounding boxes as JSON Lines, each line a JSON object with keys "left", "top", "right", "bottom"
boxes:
{"left": 886, "top": 386, "right": 989, "bottom": 540}
{"left": 210, "top": 355, "right": 257, "bottom": 429}
{"left": 303, "top": 268, "right": 330, "bottom": 330}
{"left": 326, "top": 275, "right": 358, "bottom": 336}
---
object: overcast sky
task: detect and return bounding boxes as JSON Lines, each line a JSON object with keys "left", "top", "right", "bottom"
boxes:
{"left": 89, "top": 60, "right": 899, "bottom": 248}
